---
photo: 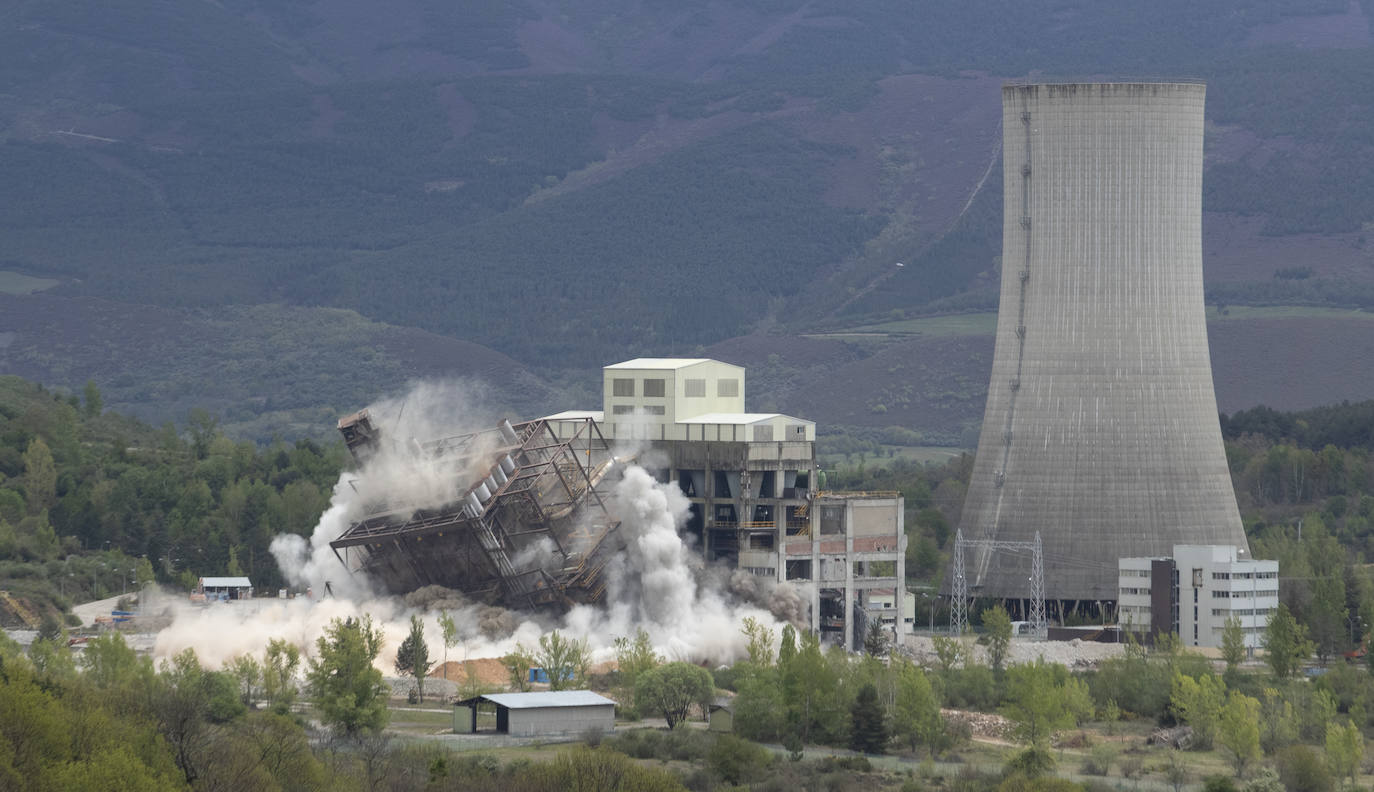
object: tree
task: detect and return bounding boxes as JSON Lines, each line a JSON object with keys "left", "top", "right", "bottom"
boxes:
{"left": 864, "top": 620, "right": 889, "bottom": 657}
{"left": 1221, "top": 615, "right": 1246, "bottom": 674}
{"left": 634, "top": 662, "right": 713, "bottom": 729}
{"left": 982, "top": 604, "right": 1013, "bottom": 672}
{"left": 779, "top": 630, "right": 843, "bottom": 744}
{"left": 850, "top": 682, "right": 888, "bottom": 754}
{"left": 732, "top": 666, "right": 785, "bottom": 741}
{"left": 1001, "top": 659, "right": 1075, "bottom": 749}
{"left": 1171, "top": 671, "right": 1226, "bottom": 750}
{"left": 1310, "top": 574, "right": 1349, "bottom": 663}
{"left": 22, "top": 437, "right": 56, "bottom": 515}
{"left": 1165, "top": 750, "right": 1191, "bottom": 792}
{"left": 892, "top": 658, "right": 945, "bottom": 756}
{"left": 227, "top": 654, "right": 261, "bottom": 707}
{"left": 741, "top": 616, "right": 775, "bottom": 666}
{"left": 931, "top": 635, "right": 965, "bottom": 672}
{"left": 614, "top": 628, "right": 661, "bottom": 719}
{"left": 82, "top": 380, "right": 103, "bottom": 417}
{"left": 437, "top": 611, "right": 458, "bottom": 680}
{"left": 262, "top": 638, "right": 301, "bottom": 713}
{"left": 1264, "top": 603, "right": 1313, "bottom": 678}
{"left": 1325, "top": 720, "right": 1364, "bottom": 788}
{"left": 394, "top": 614, "right": 432, "bottom": 702}
{"left": 1259, "top": 687, "right": 1297, "bottom": 755}
{"left": 306, "top": 616, "right": 388, "bottom": 737}
{"left": 1217, "top": 692, "right": 1260, "bottom": 778}
{"left": 533, "top": 630, "right": 590, "bottom": 691}
{"left": 154, "top": 649, "right": 245, "bottom": 785}
{"left": 502, "top": 644, "right": 535, "bottom": 692}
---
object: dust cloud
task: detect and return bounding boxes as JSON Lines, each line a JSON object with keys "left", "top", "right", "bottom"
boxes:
{"left": 152, "top": 381, "right": 799, "bottom": 671}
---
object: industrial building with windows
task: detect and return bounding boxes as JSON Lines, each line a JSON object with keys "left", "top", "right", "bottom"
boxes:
{"left": 1118, "top": 545, "right": 1278, "bottom": 649}
{"left": 329, "top": 356, "right": 905, "bottom": 650}
{"left": 547, "top": 358, "right": 907, "bottom": 650}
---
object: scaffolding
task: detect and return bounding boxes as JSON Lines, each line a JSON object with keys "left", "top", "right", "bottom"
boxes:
{"left": 329, "top": 415, "right": 622, "bottom": 611}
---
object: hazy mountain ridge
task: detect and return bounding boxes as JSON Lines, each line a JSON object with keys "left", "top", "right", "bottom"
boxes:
{"left": 3, "top": 0, "right": 1374, "bottom": 439}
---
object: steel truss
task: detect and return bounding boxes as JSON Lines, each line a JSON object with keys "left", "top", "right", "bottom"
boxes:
{"left": 950, "top": 529, "right": 1045, "bottom": 638}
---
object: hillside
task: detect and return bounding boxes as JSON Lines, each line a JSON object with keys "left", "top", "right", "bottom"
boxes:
{"left": 4, "top": 0, "right": 1374, "bottom": 437}
{"left": 713, "top": 309, "right": 1374, "bottom": 446}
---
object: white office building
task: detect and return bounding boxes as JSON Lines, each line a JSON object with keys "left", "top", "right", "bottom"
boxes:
{"left": 1118, "top": 544, "right": 1277, "bottom": 649}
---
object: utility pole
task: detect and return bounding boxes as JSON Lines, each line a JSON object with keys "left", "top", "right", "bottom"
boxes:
{"left": 951, "top": 529, "right": 1045, "bottom": 638}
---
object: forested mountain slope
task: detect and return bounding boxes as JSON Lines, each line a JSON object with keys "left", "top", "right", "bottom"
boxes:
{"left": 3, "top": 0, "right": 1374, "bottom": 438}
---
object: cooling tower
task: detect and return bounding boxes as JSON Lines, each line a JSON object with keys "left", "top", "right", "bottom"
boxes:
{"left": 957, "top": 82, "right": 1248, "bottom": 602}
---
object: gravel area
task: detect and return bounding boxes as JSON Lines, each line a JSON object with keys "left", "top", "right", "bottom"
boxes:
{"left": 904, "top": 634, "right": 1126, "bottom": 670}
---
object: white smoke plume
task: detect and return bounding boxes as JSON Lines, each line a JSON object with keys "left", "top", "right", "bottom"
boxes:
{"left": 154, "top": 381, "right": 794, "bottom": 670}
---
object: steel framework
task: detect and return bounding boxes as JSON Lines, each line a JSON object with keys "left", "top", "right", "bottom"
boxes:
{"left": 329, "top": 416, "right": 623, "bottom": 610}
{"left": 950, "top": 529, "right": 1045, "bottom": 637}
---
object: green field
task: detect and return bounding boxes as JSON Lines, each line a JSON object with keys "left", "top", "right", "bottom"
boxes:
{"left": 1206, "top": 305, "right": 1374, "bottom": 321}
{"left": 0, "top": 270, "right": 59, "bottom": 295}
{"left": 822, "top": 305, "right": 1374, "bottom": 340}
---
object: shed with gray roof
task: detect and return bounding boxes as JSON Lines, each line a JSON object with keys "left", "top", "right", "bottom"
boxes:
{"left": 453, "top": 690, "right": 615, "bottom": 737}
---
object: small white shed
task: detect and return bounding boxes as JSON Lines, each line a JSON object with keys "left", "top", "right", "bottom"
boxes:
{"left": 197, "top": 577, "right": 253, "bottom": 601}
{"left": 454, "top": 690, "right": 615, "bottom": 737}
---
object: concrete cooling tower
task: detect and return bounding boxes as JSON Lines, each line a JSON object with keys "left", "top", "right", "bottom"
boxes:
{"left": 957, "top": 82, "right": 1248, "bottom": 605}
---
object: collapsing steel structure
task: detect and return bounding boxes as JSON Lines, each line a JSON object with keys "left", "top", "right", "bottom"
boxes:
{"left": 329, "top": 411, "right": 623, "bottom": 610}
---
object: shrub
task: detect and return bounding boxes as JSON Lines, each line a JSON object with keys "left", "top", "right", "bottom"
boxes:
{"left": 1275, "top": 745, "right": 1333, "bottom": 792}
{"left": 1004, "top": 747, "right": 1055, "bottom": 778}
{"left": 708, "top": 734, "right": 771, "bottom": 785}
{"left": 1202, "top": 776, "right": 1239, "bottom": 792}
{"left": 1081, "top": 743, "right": 1116, "bottom": 776}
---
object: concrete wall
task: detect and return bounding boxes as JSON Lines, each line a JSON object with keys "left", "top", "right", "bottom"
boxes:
{"left": 1173, "top": 545, "right": 1278, "bottom": 649}
{"left": 958, "top": 83, "right": 1248, "bottom": 601}
{"left": 506, "top": 704, "right": 614, "bottom": 737}
{"left": 602, "top": 360, "right": 745, "bottom": 431}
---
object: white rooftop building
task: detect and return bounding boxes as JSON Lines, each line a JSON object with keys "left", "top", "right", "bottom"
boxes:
{"left": 546, "top": 358, "right": 900, "bottom": 651}
{"left": 1119, "top": 545, "right": 1277, "bottom": 650}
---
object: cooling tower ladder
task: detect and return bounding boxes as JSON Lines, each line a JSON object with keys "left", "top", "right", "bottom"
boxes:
{"left": 997, "top": 102, "right": 1035, "bottom": 490}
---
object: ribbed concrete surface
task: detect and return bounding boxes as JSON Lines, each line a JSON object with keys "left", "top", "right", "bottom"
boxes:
{"left": 958, "top": 83, "right": 1248, "bottom": 601}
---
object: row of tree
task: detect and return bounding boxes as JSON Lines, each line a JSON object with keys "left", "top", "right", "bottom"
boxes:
{"left": 0, "top": 377, "right": 342, "bottom": 616}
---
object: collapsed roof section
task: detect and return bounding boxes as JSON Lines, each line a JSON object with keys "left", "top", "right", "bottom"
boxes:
{"left": 330, "top": 411, "right": 623, "bottom": 610}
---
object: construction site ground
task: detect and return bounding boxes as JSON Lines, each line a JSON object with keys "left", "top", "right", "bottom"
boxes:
{"left": 904, "top": 633, "right": 1127, "bottom": 669}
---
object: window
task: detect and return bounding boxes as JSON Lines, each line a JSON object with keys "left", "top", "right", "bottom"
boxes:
{"left": 684, "top": 378, "right": 705, "bottom": 397}
{"left": 717, "top": 378, "right": 739, "bottom": 397}
{"left": 643, "top": 378, "right": 665, "bottom": 397}
{"left": 613, "top": 378, "right": 634, "bottom": 397}
{"left": 788, "top": 424, "right": 807, "bottom": 439}
{"left": 643, "top": 405, "right": 665, "bottom": 415}
{"left": 1212, "top": 572, "right": 1230, "bottom": 580}
{"left": 613, "top": 405, "right": 635, "bottom": 415}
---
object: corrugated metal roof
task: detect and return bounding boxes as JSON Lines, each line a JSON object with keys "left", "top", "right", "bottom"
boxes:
{"left": 480, "top": 690, "right": 615, "bottom": 709}
{"left": 200, "top": 577, "right": 252, "bottom": 588}
{"left": 604, "top": 358, "right": 714, "bottom": 370}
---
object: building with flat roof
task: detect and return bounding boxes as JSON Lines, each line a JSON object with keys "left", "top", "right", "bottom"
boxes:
{"left": 1118, "top": 545, "right": 1277, "bottom": 649}
{"left": 549, "top": 358, "right": 903, "bottom": 651}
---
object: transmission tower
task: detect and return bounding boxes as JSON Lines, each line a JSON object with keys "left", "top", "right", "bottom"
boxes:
{"left": 950, "top": 529, "right": 1045, "bottom": 638}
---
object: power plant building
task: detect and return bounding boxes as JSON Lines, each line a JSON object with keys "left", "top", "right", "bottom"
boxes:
{"left": 956, "top": 82, "right": 1249, "bottom": 611}
{"left": 333, "top": 358, "right": 905, "bottom": 650}
{"left": 548, "top": 358, "right": 906, "bottom": 651}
